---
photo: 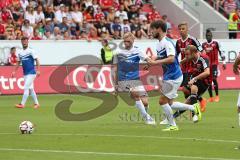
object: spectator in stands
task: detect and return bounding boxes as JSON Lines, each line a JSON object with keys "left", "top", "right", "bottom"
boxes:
{"left": 55, "top": 4, "right": 67, "bottom": 24}
{"left": 44, "top": 18, "right": 54, "bottom": 33}
{"left": 5, "top": 17, "right": 15, "bottom": 40}
{"left": 95, "top": 16, "right": 111, "bottom": 36}
{"left": 31, "top": 29, "right": 42, "bottom": 40}
{"left": 106, "top": 7, "right": 116, "bottom": 23}
{"left": 147, "top": 5, "right": 161, "bottom": 22}
{"left": 128, "top": 4, "right": 139, "bottom": 21}
{"left": 141, "top": 17, "right": 150, "bottom": 37}
{"left": 25, "top": 5, "right": 36, "bottom": 26}
{"left": 92, "top": 0, "right": 100, "bottom": 13}
{"left": 14, "top": 24, "right": 22, "bottom": 40}
{"left": 63, "top": 30, "right": 71, "bottom": 40}
{"left": 224, "top": 0, "right": 237, "bottom": 16}
{"left": 20, "top": 0, "right": 29, "bottom": 11}
{"left": 35, "top": 21, "right": 45, "bottom": 37}
{"left": 43, "top": 30, "right": 54, "bottom": 40}
{"left": 10, "top": 5, "right": 23, "bottom": 24}
{"left": 7, "top": 47, "right": 17, "bottom": 66}
{"left": 83, "top": 6, "right": 94, "bottom": 23}
{"left": 135, "top": 28, "right": 148, "bottom": 39}
{"left": 100, "top": 38, "right": 114, "bottom": 64}
{"left": 130, "top": 17, "right": 141, "bottom": 36}
{"left": 58, "top": 16, "right": 69, "bottom": 33}
{"left": 64, "top": 5, "right": 73, "bottom": 23}
{"left": 0, "top": 17, "right": 6, "bottom": 39}
{"left": 94, "top": 7, "right": 105, "bottom": 22}
{"left": 52, "top": 26, "right": 63, "bottom": 40}
{"left": 99, "top": 0, "right": 114, "bottom": 15}
{"left": 228, "top": 8, "right": 239, "bottom": 39}
{"left": 88, "top": 26, "right": 99, "bottom": 40}
{"left": 121, "top": 17, "right": 131, "bottom": 36}
{"left": 162, "top": 15, "right": 172, "bottom": 30}
{"left": 1, "top": 7, "right": 13, "bottom": 23}
{"left": 44, "top": 5, "right": 55, "bottom": 21}
{"left": 71, "top": 4, "right": 83, "bottom": 25}
{"left": 34, "top": 5, "right": 45, "bottom": 24}
{"left": 115, "top": 4, "right": 128, "bottom": 22}
{"left": 111, "top": 16, "right": 121, "bottom": 35}
{"left": 21, "top": 19, "right": 33, "bottom": 38}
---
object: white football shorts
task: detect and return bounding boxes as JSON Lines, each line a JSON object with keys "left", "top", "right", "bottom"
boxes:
{"left": 160, "top": 75, "right": 183, "bottom": 99}
{"left": 24, "top": 74, "right": 36, "bottom": 90}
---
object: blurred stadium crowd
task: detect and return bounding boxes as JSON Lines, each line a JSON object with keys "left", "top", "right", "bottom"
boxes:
{"left": 0, "top": 0, "right": 180, "bottom": 41}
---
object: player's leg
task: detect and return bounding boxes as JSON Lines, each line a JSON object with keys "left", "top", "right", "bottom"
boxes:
{"left": 28, "top": 75, "right": 39, "bottom": 108}
{"left": 172, "top": 86, "right": 190, "bottom": 119}
{"left": 212, "top": 65, "right": 219, "bottom": 102}
{"left": 16, "top": 75, "right": 32, "bottom": 108}
{"left": 160, "top": 77, "right": 182, "bottom": 131}
{"left": 208, "top": 67, "right": 214, "bottom": 102}
{"left": 130, "top": 81, "right": 155, "bottom": 125}
{"left": 188, "top": 84, "right": 201, "bottom": 122}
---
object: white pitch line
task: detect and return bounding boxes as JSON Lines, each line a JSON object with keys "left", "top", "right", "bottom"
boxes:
{"left": 0, "top": 133, "right": 239, "bottom": 144}
{"left": 0, "top": 148, "right": 238, "bottom": 160}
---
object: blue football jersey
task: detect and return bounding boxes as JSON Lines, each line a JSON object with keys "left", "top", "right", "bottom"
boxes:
{"left": 156, "top": 36, "right": 182, "bottom": 80}
{"left": 115, "top": 46, "right": 147, "bottom": 81}
{"left": 17, "top": 47, "right": 37, "bottom": 75}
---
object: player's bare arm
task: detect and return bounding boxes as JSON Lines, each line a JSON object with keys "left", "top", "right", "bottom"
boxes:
{"left": 35, "top": 58, "right": 40, "bottom": 77}
{"left": 188, "top": 68, "right": 210, "bottom": 85}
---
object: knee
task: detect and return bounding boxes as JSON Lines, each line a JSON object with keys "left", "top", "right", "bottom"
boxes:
{"left": 141, "top": 97, "right": 148, "bottom": 106}
{"left": 190, "top": 85, "right": 198, "bottom": 94}
{"left": 159, "top": 97, "right": 168, "bottom": 105}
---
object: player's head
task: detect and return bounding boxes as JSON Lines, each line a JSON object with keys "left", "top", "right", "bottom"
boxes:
{"left": 21, "top": 36, "right": 29, "bottom": 49}
{"left": 10, "top": 47, "right": 16, "bottom": 54}
{"left": 185, "top": 45, "right": 198, "bottom": 60}
{"left": 123, "top": 32, "right": 135, "bottom": 50}
{"left": 150, "top": 20, "right": 167, "bottom": 39}
{"left": 206, "top": 29, "right": 212, "bottom": 43}
{"left": 178, "top": 22, "right": 188, "bottom": 39}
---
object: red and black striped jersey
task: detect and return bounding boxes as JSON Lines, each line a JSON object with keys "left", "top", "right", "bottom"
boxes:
{"left": 176, "top": 35, "right": 203, "bottom": 73}
{"left": 202, "top": 40, "right": 221, "bottom": 65}
{"left": 188, "top": 54, "right": 210, "bottom": 85}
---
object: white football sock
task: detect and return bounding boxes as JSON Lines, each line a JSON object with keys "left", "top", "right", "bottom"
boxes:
{"left": 162, "top": 103, "right": 176, "bottom": 126}
{"left": 135, "top": 100, "right": 151, "bottom": 119}
{"left": 171, "top": 102, "right": 194, "bottom": 111}
{"left": 21, "top": 89, "right": 29, "bottom": 105}
{"left": 30, "top": 89, "right": 39, "bottom": 105}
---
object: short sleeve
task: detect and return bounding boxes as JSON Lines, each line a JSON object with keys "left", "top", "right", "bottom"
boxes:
{"left": 31, "top": 49, "right": 38, "bottom": 59}
{"left": 138, "top": 48, "right": 148, "bottom": 61}
{"left": 165, "top": 41, "right": 176, "bottom": 56}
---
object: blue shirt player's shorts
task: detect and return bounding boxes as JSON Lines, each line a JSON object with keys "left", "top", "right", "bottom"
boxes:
{"left": 160, "top": 75, "right": 183, "bottom": 99}
{"left": 118, "top": 80, "right": 148, "bottom": 97}
{"left": 24, "top": 74, "right": 36, "bottom": 90}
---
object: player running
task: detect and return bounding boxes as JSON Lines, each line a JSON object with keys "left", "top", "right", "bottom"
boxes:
{"left": 114, "top": 32, "right": 155, "bottom": 125}
{"left": 233, "top": 53, "right": 240, "bottom": 126}
{"left": 176, "top": 22, "right": 207, "bottom": 111}
{"left": 12, "top": 36, "right": 40, "bottom": 109}
{"left": 202, "top": 29, "right": 226, "bottom": 103}
{"left": 147, "top": 20, "right": 201, "bottom": 131}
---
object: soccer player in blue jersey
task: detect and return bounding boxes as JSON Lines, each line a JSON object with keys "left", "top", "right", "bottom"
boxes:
{"left": 147, "top": 20, "right": 201, "bottom": 131}
{"left": 114, "top": 32, "right": 156, "bottom": 125}
{"left": 12, "top": 36, "right": 40, "bottom": 109}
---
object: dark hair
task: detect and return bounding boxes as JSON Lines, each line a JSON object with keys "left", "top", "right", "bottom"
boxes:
{"left": 150, "top": 20, "right": 167, "bottom": 32}
{"left": 11, "top": 47, "right": 16, "bottom": 51}
{"left": 206, "top": 29, "right": 212, "bottom": 34}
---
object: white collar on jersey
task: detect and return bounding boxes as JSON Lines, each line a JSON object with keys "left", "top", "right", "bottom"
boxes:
{"left": 181, "top": 34, "right": 189, "bottom": 42}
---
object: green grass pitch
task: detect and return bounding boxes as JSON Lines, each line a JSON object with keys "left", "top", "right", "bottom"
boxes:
{"left": 0, "top": 90, "right": 240, "bottom": 160}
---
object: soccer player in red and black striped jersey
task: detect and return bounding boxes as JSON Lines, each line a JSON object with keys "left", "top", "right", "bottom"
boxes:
{"left": 176, "top": 22, "right": 207, "bottom": 110}
{"left": 202, "top": 29, "right": 226, "bottom": 103}
{"left": 173, "top": 45, "right": 210, "bottom": 121}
